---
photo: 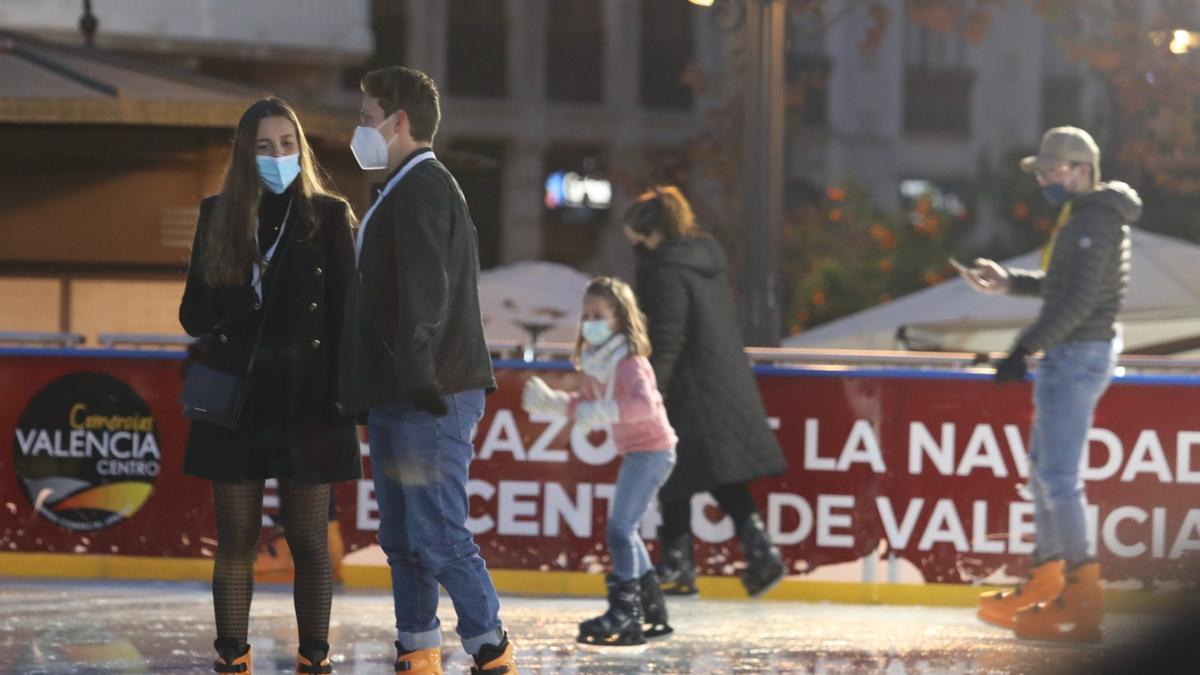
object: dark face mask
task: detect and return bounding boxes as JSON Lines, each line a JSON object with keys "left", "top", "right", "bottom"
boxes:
{"left": 632, "top": 242, "right": 651, "bottom": 257}
{"left": 1040, "top": 183, "right": 1072, "bottom": 207}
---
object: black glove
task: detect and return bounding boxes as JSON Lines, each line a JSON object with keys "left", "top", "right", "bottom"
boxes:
{"left": 994, "top": 346, "right": 1030, "bottom": 385}
{"left": 412, "top": 387, "right": 449, "bottom": 417}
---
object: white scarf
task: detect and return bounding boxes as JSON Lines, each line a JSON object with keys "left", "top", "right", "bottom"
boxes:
{"left": 579, "top": 335, "right": 628, "bottom": 397}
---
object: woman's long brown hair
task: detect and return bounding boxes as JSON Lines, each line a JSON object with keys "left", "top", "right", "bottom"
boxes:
{"left": 201, "top": 97, "right": 352, "bottom": 286}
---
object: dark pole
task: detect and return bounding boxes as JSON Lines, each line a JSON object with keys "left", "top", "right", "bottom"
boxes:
{"left": 739, "top": 0, "right": 786, "bottom": 346}
{"left": 79, "top": 0, "right": 98, "bottom": 47}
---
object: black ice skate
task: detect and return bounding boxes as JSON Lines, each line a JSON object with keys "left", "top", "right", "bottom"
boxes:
{"left": 638, "top": 570, "right": 674, "bottom": 638}
{"left": 655, "top": 533, "right": 699, "bottom": 596}
{"left": 737, "top": 513, "right": 786, "bottom": 598}
{"left": 577, "top": 574, "right": 646, "bottom": 646}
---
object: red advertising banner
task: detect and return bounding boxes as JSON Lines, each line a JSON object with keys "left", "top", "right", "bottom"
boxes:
{"left": 2, "top": 351, "right": 1199, "bottom": 586}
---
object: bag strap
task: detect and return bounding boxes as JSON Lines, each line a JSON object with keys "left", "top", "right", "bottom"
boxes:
{"left": 242, "top": 208, "right": 294, "bottom": 380}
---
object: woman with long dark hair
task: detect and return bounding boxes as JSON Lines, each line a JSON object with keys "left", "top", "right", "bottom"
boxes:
{"left": 180, "top": 98, "right": 360, "bottom": 673}
{"left": 623, "top": 186, "right": 789, "bottom": 599}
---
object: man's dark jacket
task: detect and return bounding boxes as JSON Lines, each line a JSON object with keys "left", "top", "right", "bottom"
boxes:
{"left": 1007, "top": 181, "right": 1141, "bottom": 352}
{"left": 339, "top": 150, "right": 496, "bottom": 413}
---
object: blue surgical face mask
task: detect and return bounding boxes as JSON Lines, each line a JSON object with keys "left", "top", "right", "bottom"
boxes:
{"left": 581, "top": 320, "right": 614, "bottom": 347}
{"left": 256, "top": 153, "right": 301, "bottom": 194}
{"left": 1040, "top": 183, "right": 1071, "bottom": 207}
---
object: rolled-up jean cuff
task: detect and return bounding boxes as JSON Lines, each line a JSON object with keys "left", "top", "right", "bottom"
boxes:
{"left": 397, "top": 627, "right": 442, "bottom": 651}
{"left": 462, "top": 626, "right": 504, "bottom": 656}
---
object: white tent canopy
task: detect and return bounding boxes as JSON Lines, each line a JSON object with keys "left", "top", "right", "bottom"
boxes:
{"left": 783, "top": 229, "right": 1200, "bottom": 354}
{"left": 478, "top": 261, "right": 590, "bottom": 345}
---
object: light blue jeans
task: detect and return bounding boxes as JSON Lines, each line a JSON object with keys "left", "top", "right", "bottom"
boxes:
{"left": 1028, "top": 341, "right": 1116, "bottom": 566}
{"left": 608, "top": 449, "right": 676, "bottom": 581}
{"left": 368, "top": 390, "right": 503, "bottom": 656}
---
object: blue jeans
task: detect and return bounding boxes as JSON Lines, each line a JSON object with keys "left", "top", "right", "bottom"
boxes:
{"left": 1028, "top": 341, "right": 1116, "bottom": 565}
{"left": 608, "top": 449, "right": 676, "bottom": 581}
{"left": 368, "top": 390, "right": 502, "bottom": 655}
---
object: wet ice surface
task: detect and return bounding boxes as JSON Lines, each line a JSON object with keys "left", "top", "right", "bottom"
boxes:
{"left": 0, "top": 579, "right": 1157, "bottom": 674}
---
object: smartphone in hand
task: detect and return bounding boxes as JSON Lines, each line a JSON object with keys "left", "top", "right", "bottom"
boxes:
{"left": 948, "top": 257, "right": 973, "bottom": 276}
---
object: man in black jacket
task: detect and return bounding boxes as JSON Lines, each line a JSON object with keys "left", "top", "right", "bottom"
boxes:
{"left": 339, "top": 66, "right": 514, "bottom": 674}
{"left": 960, "top": 126, "right": 1140, "bottom": 644}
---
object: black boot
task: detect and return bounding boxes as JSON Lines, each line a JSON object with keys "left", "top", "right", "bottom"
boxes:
{"left": 654, "top": 533, "right": 699, "bottom": 596}
{"left": 576, "top": 574, "right": 646, "bottom": 646}
{"left": 736, "top": 513, "right": 786, "bottom": 598}
{"left": 296, "top": 639, "right": 332, "bottom": 674}
{"left": 212, "top": 639, "right": 251, "bottom": 673}
{"left": 638, "top": 570, "right": 674, "bottom": 638}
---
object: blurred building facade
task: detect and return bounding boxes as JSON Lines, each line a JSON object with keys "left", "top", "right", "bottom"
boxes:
{"left": 783, "top": 0, "right": 1102, "bottom": 247}
{"left": 0, "top": 0, "right": 373, "bottom": 342}
{"left": 0, "top": 0, "right": 723, "bottom": 342}
{"left": 0, "top": 0, "right": 1111, "bottom": 344}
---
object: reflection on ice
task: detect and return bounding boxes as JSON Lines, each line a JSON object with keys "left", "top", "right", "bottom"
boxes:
{"left": 0, "top": 578, "right": 1161, "bottom": 674}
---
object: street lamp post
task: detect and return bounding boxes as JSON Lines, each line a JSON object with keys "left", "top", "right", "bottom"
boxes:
{"left": 694, "top": 0, "right": 787, "bottom": 346}
{"left": 740, "top": 0, "right": 786, "bottom": 347}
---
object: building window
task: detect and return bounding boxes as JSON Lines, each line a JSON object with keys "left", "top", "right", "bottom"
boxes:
{"left": 1040, "top": 35, "right": 1082, "bottom": 130}
{"left": 787, "top": 56, "right": 830, "bottom": 129}
{"left": 542, "top": 145, "right": 610, "bottom": 266}
{"left": 343, "top": 0, "right": 408, "bottom": 89}
{"left": 903, "top": 23, "right": 973, "bottom": 136}
{"left": 448, "top": 0, "right": 507, "bottom": 98}
{"left": 640, "top": 0, "right": 696, "bottom": 110}
{"left": 904, "top": 70, "right": 973, "bottom": 135}
{"left": 442, "top": 140, "right": 505, "bottom": 270}
{"left": 1041, "top": 75, "right": 1082, "bottom": 129}
{"left": 547, "top": 0, "right": 604, "bottom": 103}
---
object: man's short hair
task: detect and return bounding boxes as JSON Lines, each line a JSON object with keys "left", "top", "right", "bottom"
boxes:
{"left": 361, "top": 66, "right": 440, "bottom": 143}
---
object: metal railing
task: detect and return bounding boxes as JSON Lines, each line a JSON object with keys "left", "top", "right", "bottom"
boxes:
{"left": 492, "top": 341, "right": 1200, "bottom": 375}
{"left": 0, "top": 332, "right": 85, "bottom": 348}
{"left": 4, "top": 332, "right": 1200, "bottom": 375}
{"left": 96, "top": 333, "right": 195, "bottom": 350}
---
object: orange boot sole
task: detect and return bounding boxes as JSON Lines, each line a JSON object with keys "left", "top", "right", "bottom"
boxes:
{"left": 394, "top": 646, "right": 442, "bottom": 675}
{"left": 1014, "top": 562, "right": 1103, "bottom": 643}
{"left": 977, "top": 559, "right": 1065, "bottom": 630}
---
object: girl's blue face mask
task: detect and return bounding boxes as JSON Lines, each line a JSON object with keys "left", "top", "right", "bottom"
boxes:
{"left": 581, "top": 320, "right": 615, "bottom": 347}
{"left": 256, "top": 153, "right": 301, "bottom": 194}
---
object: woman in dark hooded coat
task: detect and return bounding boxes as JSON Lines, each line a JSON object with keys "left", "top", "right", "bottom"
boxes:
{"left": 622, "top": 186, "right": 788, "bottom": 597}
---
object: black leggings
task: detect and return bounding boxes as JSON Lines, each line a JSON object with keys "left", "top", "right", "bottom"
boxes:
{"left": 659, "top": 482, "right": 760, "bottom": 542}
{"left": 211, "top": 481, "right": 331, "bottom": 650}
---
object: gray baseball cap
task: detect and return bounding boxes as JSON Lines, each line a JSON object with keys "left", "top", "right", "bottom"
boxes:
{"left": 1020, "top": 126, "right": 1100, "bottom": 177}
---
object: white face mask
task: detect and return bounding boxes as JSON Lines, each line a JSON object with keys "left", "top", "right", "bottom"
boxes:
{"left": 350, "top": 113, "right": 396, "bottom": 171}
{"left": 581, "top": 320, "right": 614, "bottom": 347}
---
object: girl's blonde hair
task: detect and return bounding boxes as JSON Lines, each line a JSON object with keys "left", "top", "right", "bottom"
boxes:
{"left": 572, "top": 277, "right": 652, "bottom": 363}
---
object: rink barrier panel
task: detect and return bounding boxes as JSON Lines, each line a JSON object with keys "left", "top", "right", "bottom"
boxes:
{"left": 3, "top": 346, "right": 1200, "bottom": 609}
{"left": 0, "top": 551, "right": 1184, "bottom": 615}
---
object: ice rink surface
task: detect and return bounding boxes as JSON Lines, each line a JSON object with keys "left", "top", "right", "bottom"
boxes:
{"left": 0, "top": 579, "right": 1165, "bottom": 674}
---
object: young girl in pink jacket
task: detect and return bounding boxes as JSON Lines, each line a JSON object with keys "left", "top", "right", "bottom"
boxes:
{"left": 522, "top": 276, "right": 677, "bottom": 647}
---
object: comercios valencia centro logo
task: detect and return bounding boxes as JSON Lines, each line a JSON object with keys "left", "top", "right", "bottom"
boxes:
{"left": 12, "top": 372, "right": 160, "bottom": 531}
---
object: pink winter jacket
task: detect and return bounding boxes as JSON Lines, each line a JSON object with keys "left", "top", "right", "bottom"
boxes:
{"left": 567, "top": 355, "right": 677, "bottom": 455}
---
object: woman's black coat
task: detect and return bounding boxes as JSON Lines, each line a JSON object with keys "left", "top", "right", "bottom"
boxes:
{"left": 635, "top": 235, "right": 788, "bottom": 501}
{"left": 179, "top": 193, "right": 361, "bottom": 485}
